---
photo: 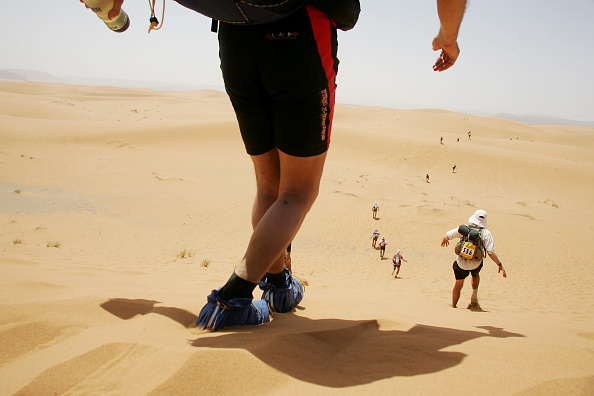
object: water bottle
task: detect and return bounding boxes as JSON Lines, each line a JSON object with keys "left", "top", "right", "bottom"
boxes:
{"left": 82, "top": 0, "right": 130, "bottom": 32}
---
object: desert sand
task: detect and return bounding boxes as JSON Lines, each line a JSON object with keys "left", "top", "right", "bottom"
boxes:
{"left": 1, "top": 80, "right": 593, "bottom": 395}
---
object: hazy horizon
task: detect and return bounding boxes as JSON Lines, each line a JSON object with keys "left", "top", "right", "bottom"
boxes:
{"left": 3, "top": 67, "right": 593, "bottom": 128}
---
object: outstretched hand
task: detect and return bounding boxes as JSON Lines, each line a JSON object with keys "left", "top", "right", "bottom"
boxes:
{"left": 432, "top": 31, "right": 460, "bottom": 72}
{"left": 498, "top": 265, "right": 507, "bottom": 278}
{"left": 441, "top": 237, "right": 450, "bottom": 247}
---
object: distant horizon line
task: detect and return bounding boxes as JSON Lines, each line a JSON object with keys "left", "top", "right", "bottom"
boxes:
{"left": 1, "top": 67, "right": 593, "bottom": 128}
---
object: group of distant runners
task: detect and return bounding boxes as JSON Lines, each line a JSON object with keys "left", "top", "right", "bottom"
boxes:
{"left": 426, "top": 132, "right": 472, "bottom": 182}
{"left": 440, "top": 131, "right": 471, "bottom": 145}
{"left": 426, "top": 164, "right": 457, "bottom": 184}
{"left": 372, "top": 202, "right": 508, "bottom": 310}
{"left": 370, "top": 203, "right": 408, "bottom": 279}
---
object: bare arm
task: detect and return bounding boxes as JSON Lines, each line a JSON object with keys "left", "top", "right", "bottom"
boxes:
{"left": 432, "top": 0, "right": 468, "bottom": 72}
{"left": 487, "top": 251, "right": 507, "bottom": 278}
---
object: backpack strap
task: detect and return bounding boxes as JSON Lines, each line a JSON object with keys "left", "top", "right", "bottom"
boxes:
{"left": 472, "top": 226, "right": 487, "bottom": 257}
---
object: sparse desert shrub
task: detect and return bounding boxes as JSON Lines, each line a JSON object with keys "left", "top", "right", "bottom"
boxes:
{"left": 201, "top": 259, "right": 210, "bottom": 268}
{"left": 177, "top": 249, "right": 194, "bottom": 259}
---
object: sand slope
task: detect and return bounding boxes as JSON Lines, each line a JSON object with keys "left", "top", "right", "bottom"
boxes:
{"left": 1, "top": 81, "right": 593, "bottom": 395}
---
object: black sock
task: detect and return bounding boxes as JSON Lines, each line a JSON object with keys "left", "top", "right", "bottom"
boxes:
{"left": 218, "top": 273, "right": 257, "bottom": 300}
{"left": 266, "top": 269, "right": 287, "bottom": 287}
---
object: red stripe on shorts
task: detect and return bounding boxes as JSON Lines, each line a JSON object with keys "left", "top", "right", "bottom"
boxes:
{"left": 306, "top": 5, "right": 337, "bottom": 149}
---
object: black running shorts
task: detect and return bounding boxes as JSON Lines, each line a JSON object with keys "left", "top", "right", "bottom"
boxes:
{"left": 218, "top": 6, "right": 339, "bottom": 157}
{"left": 453, "top": 261, "right": 483, "bottom": 280}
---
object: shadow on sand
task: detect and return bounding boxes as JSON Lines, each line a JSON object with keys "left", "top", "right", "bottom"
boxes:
{"left": 100, "top": 298, "right": 197, "bottom": 328}
{"left": 101, "top": 298, "right": 525, "bottom": 388}
{"left": 190, "top": 318, "right": 524, "bottom": 387}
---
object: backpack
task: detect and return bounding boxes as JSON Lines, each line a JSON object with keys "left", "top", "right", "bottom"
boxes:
{"left": 173, "top": 0, "right": 361, "bottom": 31}
{"left": 454, "top": 224, "right": 485, "bottom": 261}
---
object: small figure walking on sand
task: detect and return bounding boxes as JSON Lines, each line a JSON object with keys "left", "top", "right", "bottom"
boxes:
{"left": 468, "top": 130, "right": 472, "bottom": 140}
{"left": 372, "top": 201, "right": 379, "bottom": 219}
{"left": 452, "top": 164, "right": 457, "bottom": 173}
{"left": 440, "top": 136, "right": 443, "bottom": 145}
{"left": 371, "top": 229, "right": 380, "bottom": 248}
{"left": 379, "top": 236, "right": 387, "bottom": 258}
{"left": 426, "top": 173, "right": 430, "bottom": 183}
{"left": 392, "top": 249, "right": 408, "bottom": 278}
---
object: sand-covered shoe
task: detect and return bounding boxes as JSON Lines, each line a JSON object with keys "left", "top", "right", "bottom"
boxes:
{"left": 196, "top": 289, "right": 270, "bottom": 331}
{"left": 467, "top": 301, "right": 482, "bottom": 311}
{"left": 259, "top": 268, "right": 304, "bottom": 313}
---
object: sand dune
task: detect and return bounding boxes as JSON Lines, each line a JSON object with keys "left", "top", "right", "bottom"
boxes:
{"left": 1, "top": 81, "right": 593, "bottom": 395}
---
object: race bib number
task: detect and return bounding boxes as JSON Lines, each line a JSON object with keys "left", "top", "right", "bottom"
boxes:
{"left": 460, "top": 242, "right": 476, "bottom": 259}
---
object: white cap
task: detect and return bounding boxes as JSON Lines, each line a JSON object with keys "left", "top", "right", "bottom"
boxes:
{"left": 468, "top": 209, "right": 487, "bottom": 228}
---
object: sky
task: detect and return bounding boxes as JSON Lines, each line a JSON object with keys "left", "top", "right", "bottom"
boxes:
{"left": 1, "top": 0, "right": 593, "bottom": 122}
